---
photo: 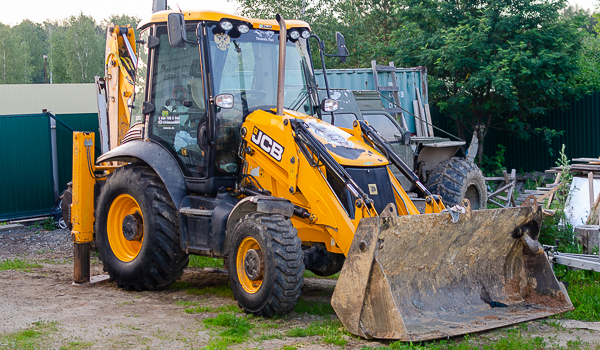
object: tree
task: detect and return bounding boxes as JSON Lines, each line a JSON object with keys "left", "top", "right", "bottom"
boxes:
{"left": 562, "top": 5, "right": 598, "bottom": 35}
{"left": 0, "top": 23, "right": 29, "bottom": 84}
{"left": 13, "top": 19, "right": 49, "bottom": 83}
{"left": 234, "top": 0, "right": 400, "bottom": 68}
{"left": 63, "top": 13, "right": 104, "bottom": 83}
{"left": 390, "top": 0, "right": 586, "bottom": 161}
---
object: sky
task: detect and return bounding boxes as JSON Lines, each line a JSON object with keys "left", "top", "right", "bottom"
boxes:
{"left": 0, "top": 0, "right": 597, "bottom": 25}
{"left": 0, "top": 0, "right": 240, "bottom": 25}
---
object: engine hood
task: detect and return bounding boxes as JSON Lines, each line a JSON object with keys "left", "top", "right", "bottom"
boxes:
{"left": 294, "top": 114, "right": 388, "bottom": 167}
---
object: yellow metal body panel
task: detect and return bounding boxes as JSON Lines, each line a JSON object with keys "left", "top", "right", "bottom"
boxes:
{"left": 139, "top": 10, "right": 310, "bottom": 30}
{"left": 241, "top": 110, "right": 436, "bottom": 256}
{"left": 71, "top": 132, "right": 96, "bottom": 243}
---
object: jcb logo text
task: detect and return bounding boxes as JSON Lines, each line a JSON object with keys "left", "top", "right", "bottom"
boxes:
{"left": 251, "top": 127, "right": 284, "bottom": 162}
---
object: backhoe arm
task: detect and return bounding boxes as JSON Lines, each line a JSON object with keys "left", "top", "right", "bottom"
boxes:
{"left": 103, "top": 24, "right": 137, "bottom": 150}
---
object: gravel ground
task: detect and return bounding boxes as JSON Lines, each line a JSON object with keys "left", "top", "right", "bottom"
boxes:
{"left": 0, "top": 225, "right": 599, "bottom": 349}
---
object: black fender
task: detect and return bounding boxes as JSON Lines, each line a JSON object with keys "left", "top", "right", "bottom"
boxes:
{"left": 223, "top": 196, "right": 294, "bottom": 255}
{"left": 97, "top": 140, "right": 187, "bottom": 208}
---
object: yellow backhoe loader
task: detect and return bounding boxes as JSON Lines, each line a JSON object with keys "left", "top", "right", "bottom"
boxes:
{"left": 69, "top": 9, "right": 573, "bottom": 341}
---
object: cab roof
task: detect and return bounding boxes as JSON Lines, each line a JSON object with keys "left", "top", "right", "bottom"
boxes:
{"left": 138, "top": 10, "right": 311, "bottom": 31}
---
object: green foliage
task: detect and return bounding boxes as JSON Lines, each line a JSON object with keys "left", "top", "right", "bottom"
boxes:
{"left": 479, "top": 144, "right": 506, "bottom": 176}
{"left": 0, "top": 13, "right": 140, "bottom": 85}
{"left": 303, "top": 269, "right": 339, "bottom": 279}
{"left": 391, "top": 0, "right": 586, "bottom": 160}
{"left": 235, "top": 0, "right": 399, "bottom": 69}
{"left": 41, "top": 217, "right": 57, "bottom": 231}
{"left": 538, "top": 145, "right": 573, "bottom": 248}
{"left": 293, "top": 298, "right": 335, "bottom": 316}
{"left": 0, "top": 320, "right": 58, "bottom": 349}
{"left": 572, "top": 34, "right": 600, "bottom": 93}
{"left": 188, "top": 255, "right": 224, "bottom": 269}
{"left": 202, "top": 312, "right": 253, "bottom": 349}
{"left": 0, "top": 23, "right": 29, "bottom": 83}
{"left": 175, "top": 300, "right": 241, "bottom": 314}
{"left": 531, "top": 127, "right": 565, "bottom": 156}
{"left": 0, "top": 259, "right": 42, "bottom": 271}
{"left": 558, "top": 270, "right": 600, "bottom": 322}
{"left": 169, "top": 281, "right": 234, "bottom": 299}
{"left": 286, "top": 319, "right": 349, "bottom": 346}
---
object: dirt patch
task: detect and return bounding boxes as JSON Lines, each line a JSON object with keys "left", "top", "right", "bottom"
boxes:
{"left": 523, "top": 282, "right": 567, "bottom": 308}
{"left": 504, "top": 278, "right": 523, "bottom": 301}
{"left": 483, "top": 315, "right": 502, "bottom": 320}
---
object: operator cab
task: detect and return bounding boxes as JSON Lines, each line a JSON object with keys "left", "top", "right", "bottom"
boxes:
{"left": 131, "top": 11, "right": 318, "bottom": 195}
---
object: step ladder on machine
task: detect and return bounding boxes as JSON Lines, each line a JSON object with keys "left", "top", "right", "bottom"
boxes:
{"left": 371, "top": 60, "right": 433, "bottom": 137}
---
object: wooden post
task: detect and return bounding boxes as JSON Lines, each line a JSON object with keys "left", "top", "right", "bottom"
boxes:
{"left": 412, "top": 100, "right": 422, "bottom": 136}
{"left": 575, "top": 225, "right": 600, "bottom": 255}
{"left": 424, "top": 104, "right": 434, "bottom": 137}
{"left": 415, "top": 88, "right": 428, "bottom": 137}
{"left": 589, "top": 172, "right": 595, "bottom": 211}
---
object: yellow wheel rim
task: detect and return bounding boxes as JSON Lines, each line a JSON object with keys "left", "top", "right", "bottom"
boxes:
{"left": 236, "top": 237, "right": 263, "bottom": 294}
{"left": 107, "top": 194, "right": 144, "bottom": 262}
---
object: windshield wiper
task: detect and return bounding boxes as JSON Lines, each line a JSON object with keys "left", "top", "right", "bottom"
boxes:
{"left": 288, "top": 91, "right": 309, "bottom": 111}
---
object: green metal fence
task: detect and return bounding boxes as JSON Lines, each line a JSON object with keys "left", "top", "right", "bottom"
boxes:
{"left": 431, "top": 92, "right": 600, "bottom": 173}
{"left": 0, "top": 112, "right": 99, "bottom": 221}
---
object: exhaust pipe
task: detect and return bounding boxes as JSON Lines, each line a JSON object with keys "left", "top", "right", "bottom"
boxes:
{"left": 152, "top": 0, "right": 167, "bottom": 13}
{"left": 276, "top": 14, "right": 286, "bottom": 116}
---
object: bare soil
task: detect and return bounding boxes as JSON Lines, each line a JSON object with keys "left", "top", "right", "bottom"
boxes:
{"left": 1, "top": 226, "right": 599, "bottom": 349}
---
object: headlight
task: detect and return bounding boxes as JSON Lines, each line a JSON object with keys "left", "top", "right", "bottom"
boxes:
{"left": 220, "top": 21, "right": 233, "bottom": 31}
{"left": 321, "top": 98, "right": 339, "bottom": 112}
{"left": 301, "top": 29, "right": 310, "bottom": 39}
{"left": 289, "top": 29, "right": 300, "bottom": 40}
{"left": 238, "top": 24, "right": 250, "bottom": 34}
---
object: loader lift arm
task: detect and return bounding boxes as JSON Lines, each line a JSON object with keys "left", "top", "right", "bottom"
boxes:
{"left": 291, "top": 118, "right": 375, "bottom": 213}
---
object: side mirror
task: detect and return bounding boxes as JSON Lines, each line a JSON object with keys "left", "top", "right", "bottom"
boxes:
{"left": 167, "top": 13, "right": 186, "bottom": 48}
{"left": 320, "top": 98, "right": 339, "bottom": 112}
{"left": 335, "top": 32, "right": 348, "bottom": 63}
{"left": 215, "top": 94, "right": 234, "bottom": 109}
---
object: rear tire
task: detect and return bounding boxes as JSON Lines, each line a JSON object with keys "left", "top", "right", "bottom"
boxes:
{"left": 426, "top": 157, "right": 487, "bottom": 209}
{"left": 228, "top": 213, "right": 304, "bottom": 317}
{"left": 95, "top": 165, "right": 188, "bottom": 290}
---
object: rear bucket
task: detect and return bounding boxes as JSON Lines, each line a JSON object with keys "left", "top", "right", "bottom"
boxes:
{"left": 332, "top": 198, "right": 573, "bottom": 341}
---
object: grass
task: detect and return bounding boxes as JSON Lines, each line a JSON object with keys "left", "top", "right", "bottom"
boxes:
{"left": 557, "top": 270, "right": 600, "bottom": 322}
{"left": 60, "top": 340, "right": 94, "bottom": 349}
{"left": 169, "top": 281, "right": 234, "bottom": 299}
{"left": 0, "top": 320, "right": 58, "bottom": 349}
{"left": 0, "top": 259, "right": 42, "bottom": 272}
{"left": 303, "top": 270, "right": 340, "bottom": 280}
{"left": 189, "top": 255, "right": 224, "bottom": 269}
{"left": 175, "top": 300, "right": 241, "bottom": 314}
{"left": 293, "top": 298, "right": 335, "bottom": 316}
{"left": 286, "top": 319, "right": 350, "bottom": 346}
{"left": 363, "top": 328, "right": 593, "bottom": 350}
{"left": 202, "top": 312, "right": 254, "bottom": 349}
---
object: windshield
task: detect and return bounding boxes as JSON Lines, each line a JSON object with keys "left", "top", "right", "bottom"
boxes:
{"left": 207, "top": 25, "right": 315, "bottom": 115}
{"left": 363, "top": 114, "right": 404, "bottom": 142}
{"left": 321, "top": 113, "right": 357, "bottom": 129}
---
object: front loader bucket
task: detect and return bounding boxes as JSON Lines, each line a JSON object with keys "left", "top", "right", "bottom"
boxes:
{"left": 332, "top": 199, "right": 573, "bottom": 341}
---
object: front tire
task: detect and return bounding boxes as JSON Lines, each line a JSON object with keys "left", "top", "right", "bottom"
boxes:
{"left": 228, "top": 213, "right": 304, "bottom": 317}
{"left": 95, "top": 165, "right": 188, "bottom": 290}
{"left": 426, "top": 157, "right": 487, "bottom": 209}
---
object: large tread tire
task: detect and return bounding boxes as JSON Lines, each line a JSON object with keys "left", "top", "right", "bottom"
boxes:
{"left": 426, "top": 157, "right": 488, "bottom": 209}
{"left": 95, "top": 165, "right": 188, "bottom": 291}
{"left": 228, "top": 213, "right": 304, "bottom": 317}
